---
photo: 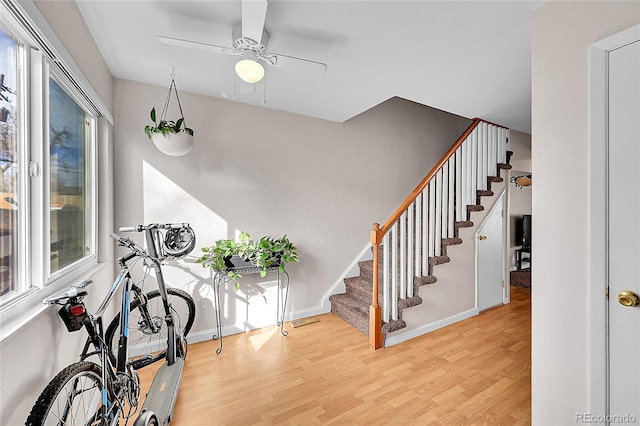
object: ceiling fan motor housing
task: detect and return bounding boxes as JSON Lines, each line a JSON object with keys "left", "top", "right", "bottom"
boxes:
{"left": 232, "top": 24, "right": 269, "bottom": 56}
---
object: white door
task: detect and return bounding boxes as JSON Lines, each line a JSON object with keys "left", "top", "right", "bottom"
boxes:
{"left": 608, "top": 39, "right": 640, "bottom": 421}
{"left": 477, "top": 193, "right": 505, "bottom": 311}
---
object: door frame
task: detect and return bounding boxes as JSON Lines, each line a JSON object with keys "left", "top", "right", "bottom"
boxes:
{"left": 588, "top": 23, "right": 640, "bottom": 417}
{"left": 475, "top": 189, "right": 507, "bottom": 310}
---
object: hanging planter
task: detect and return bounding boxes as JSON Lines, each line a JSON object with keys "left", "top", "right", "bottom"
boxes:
{"left": 151, "top": 132, "right": 194, "bottom": 157}
{"left": 144, "top": 73, "right": 194, "bottom": 156}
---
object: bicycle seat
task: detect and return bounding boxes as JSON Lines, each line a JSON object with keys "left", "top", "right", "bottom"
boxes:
{"left": 44, "top": 280, "right": 93, "bottom": 304}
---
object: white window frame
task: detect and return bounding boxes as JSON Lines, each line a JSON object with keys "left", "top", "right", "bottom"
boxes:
{"left": 0, "top": 0, "right": 103, "bottom": 337}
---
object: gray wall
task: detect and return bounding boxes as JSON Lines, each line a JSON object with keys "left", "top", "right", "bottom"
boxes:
{"left": 113, "top": 80, "right": 471, "bottom": 338}
{"left": 531, "top": 1, "right": 639, "bottom": 424}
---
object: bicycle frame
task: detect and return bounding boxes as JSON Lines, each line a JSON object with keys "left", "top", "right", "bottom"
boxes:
{"left": 75, "top": 254, "right": 137, "bottom": 425}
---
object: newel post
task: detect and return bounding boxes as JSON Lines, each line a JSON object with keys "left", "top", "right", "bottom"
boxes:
{"left": 369, "top": 223, "right": 383, "bottom": 350}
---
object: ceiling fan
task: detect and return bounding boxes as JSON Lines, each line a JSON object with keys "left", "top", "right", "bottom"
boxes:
{"left": 157, "top": 0, "right": 328, "bottom": 85}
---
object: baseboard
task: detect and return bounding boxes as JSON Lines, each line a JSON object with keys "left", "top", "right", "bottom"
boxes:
{"left": 384, "top": 308, "right": 479, "bottom": 347}
{"left": 184, "top": 305, "right": 333, "bottom": 345}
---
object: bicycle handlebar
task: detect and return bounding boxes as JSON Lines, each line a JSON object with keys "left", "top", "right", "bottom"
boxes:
{"left": 118, "top": 223, "right": 189, "bottom": 232}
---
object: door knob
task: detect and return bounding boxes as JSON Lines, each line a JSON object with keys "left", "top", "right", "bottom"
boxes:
{"left": 479, "top": 235, "right": 487, "bottom": 240}
{"left": 618, "top": 290, "right": 640, "bottom": 307}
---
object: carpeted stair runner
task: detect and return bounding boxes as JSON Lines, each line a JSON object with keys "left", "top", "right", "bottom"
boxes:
{"left": 329, "top": 157, "right": 512, "bottom": 338}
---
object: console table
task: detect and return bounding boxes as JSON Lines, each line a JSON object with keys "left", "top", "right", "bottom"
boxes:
{"left": 211, "top": 264, "right": 290, "bottom": 354}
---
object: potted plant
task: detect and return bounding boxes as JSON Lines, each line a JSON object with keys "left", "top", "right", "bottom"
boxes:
{"left": 196, "top": 231, "right": 299, "bottom": 289}
{"left": 144, "top": 73, "right": 194, "bottom": 156}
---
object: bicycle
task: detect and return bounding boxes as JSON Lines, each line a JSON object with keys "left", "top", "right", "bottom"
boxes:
{"left": 26, "top": 223, "right": 196, "bottom": 426}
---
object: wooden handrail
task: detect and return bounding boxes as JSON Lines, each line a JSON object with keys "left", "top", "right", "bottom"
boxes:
{"left": 379, "top": 118, "right": 481, "bottom": 234}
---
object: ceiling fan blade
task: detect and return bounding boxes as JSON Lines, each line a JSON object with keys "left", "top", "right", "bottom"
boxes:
{"left": 242, "top": 0, "right": 268, "bottom": 43}
{"left": 157, "top": 36, "right": 235, "bottom": 56}
{"left": 268, "top": 53, "right": 328, "bottom": 79}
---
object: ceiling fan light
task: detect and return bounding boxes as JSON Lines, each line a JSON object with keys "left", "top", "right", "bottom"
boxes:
{"left": 235, "top": 58, "right": 265, "bottom": 83}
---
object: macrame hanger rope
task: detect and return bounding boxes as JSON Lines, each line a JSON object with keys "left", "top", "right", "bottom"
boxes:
{"left": 160, "top": 71, "right": 187, "bottom": 126}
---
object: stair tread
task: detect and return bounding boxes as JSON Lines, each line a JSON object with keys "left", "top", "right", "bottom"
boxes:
{"left": 456, "top": 220, "right": 474, "bottom": 228}
{"left": 415, "top": 275, "right": 438, "bottom": 286}
{"left": 442, "top": 237, "right": 463, "bottom": 246}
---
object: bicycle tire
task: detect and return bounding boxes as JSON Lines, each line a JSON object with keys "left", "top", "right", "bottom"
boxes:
{"left": 105, "top": 287, "right": 195, "bottom": 370}
{"left": 26, "top": 361, "right": 107, "bottom": 426}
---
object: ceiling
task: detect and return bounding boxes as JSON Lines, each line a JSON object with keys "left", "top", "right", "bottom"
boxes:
{"left": 76, "top": 0, "right": 543, "bottom": 134}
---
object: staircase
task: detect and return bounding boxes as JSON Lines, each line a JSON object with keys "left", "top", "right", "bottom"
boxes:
{"left": 329, "top": 119, "right": 512, "bottom": 346}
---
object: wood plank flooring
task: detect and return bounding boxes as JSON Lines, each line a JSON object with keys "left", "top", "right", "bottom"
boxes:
{"left": 137, "top": 286, "right": 531, "bottom": 425}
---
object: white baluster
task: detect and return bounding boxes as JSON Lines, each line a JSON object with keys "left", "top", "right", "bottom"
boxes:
{"left": 415, "top": 193, "right": 422, "bottom": 277}
{"left": 441, "top": 162, "right": 449, "bottom": 240}
{"left": 427, "top": 180, "right": 436, "bottom": 257}
{"left": 471, "top": 129, "right": 478, "bottom": 202}
{"left": 434, "top": 172, "right": 442, "bottom": 257}
{"left": 423, "top": 187, "right": 429, "bottom": 271}
{"left": 490, "top": 125, "right": 497, "bottom": 174}
{"left": 502, "top": 127, "right": 507, "bottom": 163}
{"left": 391, "top": 221, "right": 398, "bottom": 321}
{"left": 461, "top": 140, "right": 468, "bottom": 219}
{"left": 400, "top": 213, "right": 406, "bottom": 300}
{"left": 482, "top": 122, "right": 489, "bottom": 185}
{"left": 448, "top": 157, "right": 455, "bottom": 238}
{"left": 383, "top": 231, "right": 389, "bottom": 323}
{"left": 455, "top": 149, "right": 462, "bottom": 221}
{"left": 408, "top": 201, "right": 414, "bottom": 297}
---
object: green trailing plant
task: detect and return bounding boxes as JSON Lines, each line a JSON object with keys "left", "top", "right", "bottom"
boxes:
{"left": 144, "top": 107, "right": 193, "bottom": 139}
{"left": 196, "top": 231, "right": 299, "bottom": 290}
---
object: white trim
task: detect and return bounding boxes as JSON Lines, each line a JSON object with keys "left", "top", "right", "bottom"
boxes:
{"left": 587, "top": 23, "right": 640, "bottom": 418}
{"left": 384, "top": 308, "right": 479, "bottom": 347}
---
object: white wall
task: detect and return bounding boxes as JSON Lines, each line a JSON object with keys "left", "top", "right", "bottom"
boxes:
{"left": 113, "top": 80, "right": 471, "bottom": 339}
{"left": 0, "top": 2, "right": 115, "bottom": 425}
{"left": 531, "top": 2, "right": 639, "bottom": 424}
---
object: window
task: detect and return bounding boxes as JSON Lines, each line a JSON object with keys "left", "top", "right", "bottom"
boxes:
{"left": 0, "top": 26, "right": 20, "bottom": 299}
{"left": 0, "top": 4, "right": 98, "bottom": 313}
{"left": 49, "top": 78, "right": 93, "bottom": 274}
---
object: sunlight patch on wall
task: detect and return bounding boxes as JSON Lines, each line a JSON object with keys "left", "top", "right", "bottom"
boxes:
{"left": 142, "top": 161, "right": 284, "bottom": 336}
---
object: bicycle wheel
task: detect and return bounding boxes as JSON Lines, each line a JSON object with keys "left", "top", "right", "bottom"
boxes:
{"left": 26, "top": 361, "right": 107, "bottom": 426}
{"left": 105, "top": 287, "right": 195, "bottom": 370}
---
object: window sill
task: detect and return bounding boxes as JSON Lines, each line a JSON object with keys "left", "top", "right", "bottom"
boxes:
{"left": 0, "top": 262, "right": 110, "bottom": 343}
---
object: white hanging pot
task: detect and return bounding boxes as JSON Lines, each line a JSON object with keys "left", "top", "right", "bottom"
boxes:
{"left": 151, "top": 132, "right": 194, "bottom": 156}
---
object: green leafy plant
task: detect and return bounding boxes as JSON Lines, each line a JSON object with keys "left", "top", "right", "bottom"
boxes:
{"left": 196, "top": 232, "right": 299, "bottom": 290}
{"left": 144, "top": 107, "right": 194, "bottom": 139}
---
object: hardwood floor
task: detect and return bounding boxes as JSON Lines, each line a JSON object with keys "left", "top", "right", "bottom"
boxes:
{"left": 137, "top": 286, "right": 531, "bottom": 425}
